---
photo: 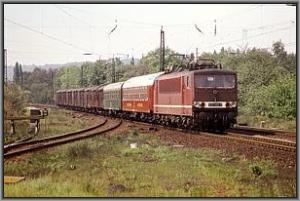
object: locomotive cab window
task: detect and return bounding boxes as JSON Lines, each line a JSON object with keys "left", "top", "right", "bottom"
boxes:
{"left": 195, "top": 74, "right": 235, "bottom": 88}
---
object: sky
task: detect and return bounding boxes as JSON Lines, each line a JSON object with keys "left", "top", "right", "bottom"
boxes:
{"left": 4, "top": 4, "right": 297, "bottom": 66}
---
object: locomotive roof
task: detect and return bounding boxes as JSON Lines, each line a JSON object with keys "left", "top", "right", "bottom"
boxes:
{"left": 103, "top": 81, "right": 124, "bottom": 91}
{"left": 193, "top": 68, "right": 236, "bottom": 74}
{"left": 155, "top": 70, "right": 191, "bottom": 80}
{"left": 156, "top": 69, "right": 236, "bottom": 80}
{"left": 123, "top": 72, "right": 164, "bottom": 88}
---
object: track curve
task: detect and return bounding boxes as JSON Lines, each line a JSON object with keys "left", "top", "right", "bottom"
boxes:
{"left": 4, "top": 119, "right": 122, "bottom": 159}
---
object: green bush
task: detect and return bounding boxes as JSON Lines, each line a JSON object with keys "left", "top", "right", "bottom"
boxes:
{"left": 244, "top": 75, "right": 296, "bottom": 120}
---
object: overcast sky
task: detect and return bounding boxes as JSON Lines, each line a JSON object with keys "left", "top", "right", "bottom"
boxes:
{"left": 4, "top": 4, "right": 296, "bottom": 66}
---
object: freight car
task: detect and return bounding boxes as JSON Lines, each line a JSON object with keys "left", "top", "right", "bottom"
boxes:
{"left": 103, "top": 82, "right": 124, "bottom": 115}
{"left": 55, "top": 59, "right": 237, "bottom": 132}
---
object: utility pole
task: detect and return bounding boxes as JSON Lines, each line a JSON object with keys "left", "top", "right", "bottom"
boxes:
{"left": 51, "top": 70, "right": 54, "bottom": 103}
{"left": 160, "top": 26, "right": 165, "bottom": 71}
{"left": 80, "top": 65, "right": 83, "bottom": 87}
{"left": 4, "top": 49, "right": 7, "bottom": 85}
{"left": 112, "top": 55, "right": 115, "bottom": 83}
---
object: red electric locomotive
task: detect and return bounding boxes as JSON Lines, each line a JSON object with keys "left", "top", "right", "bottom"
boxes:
{"left": 55, "top": 58, "right": 237, "bottom": 132}
{"left": 154, "top": 67, "right": 237, "bottom": 131}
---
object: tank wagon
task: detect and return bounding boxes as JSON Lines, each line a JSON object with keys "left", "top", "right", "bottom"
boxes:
{"left": 56, "top": 59, "right": 237, "bottom": 131}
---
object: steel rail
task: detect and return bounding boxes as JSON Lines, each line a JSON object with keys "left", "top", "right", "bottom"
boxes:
{"left": 30, "top": 104, "right": 296, "bottom": 153}
{"left": 226, "top": 132, "right": 296, "bottom": 147}
{"left": 4, "top": 119, "right": 108, "bottom": 153}
{"left": 123, "top": 119, "right": 296, "bottom": 153}
{"left": 230, "top": 125, "right": 296, "bottom": 136}
{"left": 4, "top": 120, "right": 122, "bottom": 159}
{"left": 223, "top": 133, "right": 296, "bottom": 152}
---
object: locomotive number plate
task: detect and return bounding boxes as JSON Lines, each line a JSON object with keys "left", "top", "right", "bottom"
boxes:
{"left": 208, "top": 102, "right": 222, "bottom": 107}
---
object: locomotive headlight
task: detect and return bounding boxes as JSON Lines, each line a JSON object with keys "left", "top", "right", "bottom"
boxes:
{"left": 194, "top": 101, "right": 205, "bottom": 108}
{"left": 226, "top": 101, "right": 237, "bottom": 108}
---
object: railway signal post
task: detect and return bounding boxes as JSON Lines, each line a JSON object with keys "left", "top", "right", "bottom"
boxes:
{"left": 160, "top": 26, "right": 165, "bottom": 71}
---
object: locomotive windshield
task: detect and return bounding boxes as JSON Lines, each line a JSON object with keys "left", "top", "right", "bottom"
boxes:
{"left": 195, "top": 74, "right": 235, "bottom": 88}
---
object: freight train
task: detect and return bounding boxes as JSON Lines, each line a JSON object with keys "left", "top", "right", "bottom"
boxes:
{"left": 55, "top": 59, "right": 237, "bottom": 132}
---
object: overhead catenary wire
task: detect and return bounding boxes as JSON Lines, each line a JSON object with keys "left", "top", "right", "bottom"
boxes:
{"left": 5, "top": 4, "right": 295, "bottom": 65}
{"left": 53, "top": 4, "right": 93, "bottom": 28}
{"left": 202, "top": 25, "right": 294, "bottom": 50}
{"left": 53, "top": 4, "right": 96, "bottom": 57}
{"left": 4, "top": 17, "right": 91, "bottom": 53}
{"left": 57, "top": 4, "right": 261, "bottom": 29}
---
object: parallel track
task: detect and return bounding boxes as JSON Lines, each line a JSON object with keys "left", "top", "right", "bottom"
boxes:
{"left": 218, "top": 133, "right": 296, "bottom": 152}
{"left": 229, "top": 126, "right": 296, "bottom": 136}
{"left": 4, "top": 119, "right": 107, "bottom": 152}
{"left": 30, "top": 104, "right": 296, "bottom": 153}
{"left": 4, "top": 135, "right": 35, "bottom": 147}
{"left": 125, "top": 119, "right": 296, "bottom": 153}
{"left": 4, "top": 119, "right": 122, "bottom": 159}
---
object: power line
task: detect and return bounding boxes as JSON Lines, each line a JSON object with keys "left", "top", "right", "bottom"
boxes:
{"left": 53, "top": 4, "right": 96, "bottom": 53}
{"left": 59, "top": 5, "right": 260, "bottom": 29}
{"left": 202, "top": 25, "right": 294, "bottom": 49}
{"left": 53, "top": 4, "right": 93, "bottom": 28}
{"left": 58, "top": 4, "right": 160, "bottom": 28}
{"left": 7, "top": 50, "right": 84, "bottom": 55}
{"left": 5, "top": 17, "right": 90, "bottom": 52}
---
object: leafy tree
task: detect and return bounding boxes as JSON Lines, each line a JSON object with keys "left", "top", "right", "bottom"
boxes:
{"left": 201, "top": 41, "right": 295, "bottom": 120}
{"left": 91, "top": 60, "right": 107, "bottom": 85}
{"left": 4, "top": 83, "right": 30, "bottom": 117}
{"left": 140, "top": 47, "right": 181, "bottom": 73}
{"left": 19, "top": 64, "right": 23, "bottom": 87}
{"left": 272, "top": 41, "right": 296, "bottom": 73}
{"left": 272, "top": 41, "right": 287, "bottom": 64}
{"left": 13, "top": 62, "right": 20, "bottom": 85}
{"left": 55, "top": 60, "right": 110, "bottom": 89}
{"left": 56, "top": 66, "right": 81, "bottom": 89}
{"left": 245, "top": 74, "right": 296, "bottom": 120}
{"left": 130, "top": 56, "right": 135, "bottom": 66}
{"left": 22, "top": 68, "right": 58, "bottom": 103}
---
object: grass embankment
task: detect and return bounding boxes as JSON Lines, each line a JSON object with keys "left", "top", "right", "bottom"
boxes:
{"left": 4, "top": 108, "right": 93, "bottom": 144}
{"left": 4, "top": 128, "right": 296, "bottom": 197}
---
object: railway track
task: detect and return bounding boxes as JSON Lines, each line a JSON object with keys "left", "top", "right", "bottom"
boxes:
{"left": 4, "top": 119, "right": 107, "bottom": 152}
{"left": 125, "top": 119, "right": 296, "bottom": 153}
{"left": 30, "top": 104, "right": 296, "bottom": 153}
{"left": 4, "top": 119, "right": 122, "bottom": 159}
{"left": 226, "top": 126, "right": 296, "bottom": 151}
{"left": 220, "top": 132, "right": 296, "bottom": 152}
{"left": 4, "top": 135, "right": 35, "bottom": 147}
{"left": 229, "top": 125, "right": 296, "bottom": 136}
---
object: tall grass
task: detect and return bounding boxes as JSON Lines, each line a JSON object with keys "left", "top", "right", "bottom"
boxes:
{"left": 4, "top": 129, "right": 296, "bottom": 197}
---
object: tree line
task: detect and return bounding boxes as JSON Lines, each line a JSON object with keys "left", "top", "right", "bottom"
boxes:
{"left": 6, "top": 41, "right": 296, "bottom": 121}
